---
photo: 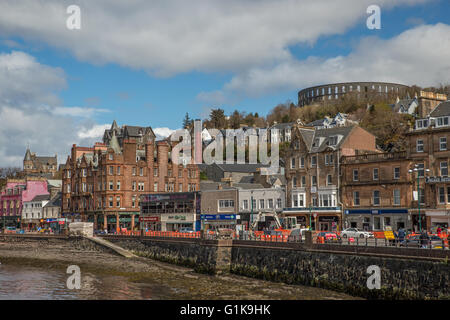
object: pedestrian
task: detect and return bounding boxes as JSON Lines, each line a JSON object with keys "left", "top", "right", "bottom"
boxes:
{"left": 437, "top": 226, "right": 442, "bottom": 237}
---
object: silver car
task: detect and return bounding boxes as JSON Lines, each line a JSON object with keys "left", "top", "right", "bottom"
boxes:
{"left": 341, "top": 228, "right": 374, "bottom": 239}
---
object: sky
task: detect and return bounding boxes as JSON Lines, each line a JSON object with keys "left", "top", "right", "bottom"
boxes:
{"left": 0, "top": 0, "right": 449, "bottom": 166}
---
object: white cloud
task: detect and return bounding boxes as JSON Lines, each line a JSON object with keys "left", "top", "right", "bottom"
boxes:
{"left": 153, "top": 127, "right": 177, "bottom": 140}
{"left": 0, "top": 0, "right": 430, "bottom": 76}
{"left": 0, "top": 51, "right": 109, "bottom": 167}
{"left": 77, "top": 124, "right": 110, "bottom": 140}
{"left": 52, "top": 106, "right": 109, "bottom": 118}
{"left": 199, "top": 23, "right": 450, "bottom": 102}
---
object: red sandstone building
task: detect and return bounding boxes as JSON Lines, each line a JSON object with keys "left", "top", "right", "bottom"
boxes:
{"left": 61, "top": 121, "right": 200, "bottom": 232}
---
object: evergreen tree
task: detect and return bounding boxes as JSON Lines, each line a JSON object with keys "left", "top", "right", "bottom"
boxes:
{"left": 182, "top": 112, "right": 191, "bottom": 129}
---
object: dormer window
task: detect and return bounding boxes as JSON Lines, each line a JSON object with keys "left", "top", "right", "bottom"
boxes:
{"left": 436, "top": 117, "right": 450, "bottom": 127}
{"left": 328, "top": 136, "right": 338, "bottom": 146}
{"left": 312, "top": 138, "right": 320, "bottom": 147}
{"left": 415, "top": 119, "right": 429, "bottom": 129}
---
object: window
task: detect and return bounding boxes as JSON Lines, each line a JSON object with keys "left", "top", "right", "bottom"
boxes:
{"left": 327, "top": 175, "right": 332, "bottom": 185}
{"left": 311, "top": 176, "right": 317, "bottom": 186}
{"left": 353, "top": 169, "right": 359, "bottom": 181}
{"left": 252, "top": 199, "right": 256, "bottom": 210}
{"left": 138, "top": 182, "right": 144, "bottom": 191}
{"left": 447, "top": 187, "right": 450, "bottom": 203}
{"left": 109, "top": 166, "right": 113, "bottom": 175}
{"left": 394, "top": 167, "right": 400, "bottom": 179}
{"left": 109, "top": 154, "right": 113, "bottom": 160}
{"left": 291, "top": 158, "right": 296, "bottom": 169}
{"left": 329, "top": 136, "right": 338, "bottom": 146}
{"left": 82, "top": 169, "right": 87, "bottom": 177}
{"left": 109, "top": 181, "right": 113, "bottom": 190}
{"left": 140, "top": 167, "right": 144, "bottom": 176}
{"left": 373, "top": 168, "right": 379, "bottom": 180}
{"left": 132, "top": 181, "right": 136, "bottom": 191}
{"left": 311, "top": 156, "right": 317, "bottom": 167}
{"left": 277, "top": 198, "right": 282, "bottom": 209}
{"left": 259, "top": 199, "right": 265, "bottom": 209}
{"left": 440, "top": 137, "right": 447, "bottom": 151}
{"left": 373, "top": 190, "right": 380, "bottom": 206}
{"left": 300, "top": 157, "right": 305, "bottom": 168}
{"left": 419, "top": 188, "right": 425, "bottom": 204}
{"left": 154, "top": 168, "right": 158, "bottom": 177}
{"left": 312, "top": 197, "right": 318, "bottom": 207}
{"left": 292, "top": 177, "right": 297, "bottom": 188}
{"left": 178, "top": 170, "right": 182, "bottom": 178}
{"left": 154, "top": 182, "right": 158, "bottom": 192}
{"left": 436, "top": 117, "right": 449, "bottom": 127}
{"left": 439, "top": 187, "right": 445, "bottom": 204}
{"left": 109, "top": 197, "right": 113, "bottom": 208}
{"left": 293, "top": 195, "right": 298, "bottom": 207}
{"left": 353, "top": 191, "right": 360, "bottom": 206}
{"left": 416, "top": 139, "right": 424, "bottom": 152}
{"left": 179, "top": 183, "right": 183, "bottom": 192}
{"left": 117, "top": 166, "right": 121, "bottom": 175}
{"left": 301, "top": 176, "right": 306, "bottom": 187}
{"left": 219, "top": 200, "right": 235, "bottom": 209}
{"left": 132, "top": 167, "right": 136, "bottom": 176}
{"left": 441, "top": 161, "right": 448, "bottom": 177}
{"left": 325, "top": 154, "right": 329, "bottom": 165}
{"left": 393, "top": 189, "right": 401, "bottom": 205}
{"left": 268, "top": 199, "right": 274, "bottom": 209}
{"left": 116, "top": 197, "right": 121, "bottom": 207}
{"left": 132, "top": 196, "right": 136, "bottom": 208}
{"left": 243, "top": 200, "right": 249, "bottom": 210}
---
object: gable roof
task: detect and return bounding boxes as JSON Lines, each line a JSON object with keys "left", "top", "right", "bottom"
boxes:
{"left": 430, "top": 101, "right": 450, "bottom": 118}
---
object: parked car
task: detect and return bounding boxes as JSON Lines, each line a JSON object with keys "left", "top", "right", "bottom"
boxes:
{"left": 288, "top": 228, "right": 309, "bottom": 241}
{"left": 341, "top": 228, "right": 374, "bottom": 239}
{"left": 179, "top": 227, "right": 194, "bottom": 233}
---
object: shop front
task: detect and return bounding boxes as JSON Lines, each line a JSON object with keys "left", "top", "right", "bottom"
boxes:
{"left": 344, "top": 208, "right": 410, "bottom": 232}
{"left": 282, "top": 207, "right": 342, "bottom": 231}
{"left": 425, "top": 210, "right": 450, "bottom": 232}
{"left": 161, "top": 213, "right": 196, "bottom": 231}
{"left": 118, "top": 213, "right": 139, "bottom": 231}
{"left": 200, "top": 214, "right": 238, "bottom": 231}
{"left": 139, "top": 216, "right": 161, "bottom": 231}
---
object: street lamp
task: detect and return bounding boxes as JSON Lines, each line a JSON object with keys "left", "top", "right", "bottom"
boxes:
{"left": 408, "top": 165, "right": 430, "bottom": 233}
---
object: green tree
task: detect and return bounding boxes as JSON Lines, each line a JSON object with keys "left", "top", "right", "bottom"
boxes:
{"left": 182, "top": 112, "right": 192, "bottom": 129}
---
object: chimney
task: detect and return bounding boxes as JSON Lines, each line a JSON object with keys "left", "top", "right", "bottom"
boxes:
{"left": 221, "top": 177, "right": 233, "bottom": 187}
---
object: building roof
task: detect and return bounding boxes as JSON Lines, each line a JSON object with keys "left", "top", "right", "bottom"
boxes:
{"left": 430, "top": 101, "right": 450, "bottom": 118}
{"left": 30, "top": 194, "right": 50, "bottom": 202}
{"left": 393, "top": 98, "right": 417, "bottom": 113}
{"left": 271, "top": 122, "right": 294, "bottom": 130}
{"left": 214, "top": 163, "right": 269, "bottom": 173}
{"left": 44, "top": 193, "right": 62, "bottom": 208}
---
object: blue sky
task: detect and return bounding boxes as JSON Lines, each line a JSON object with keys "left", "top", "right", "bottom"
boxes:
{"left": 0, "top": 0, "right": 449, "bottom": 165}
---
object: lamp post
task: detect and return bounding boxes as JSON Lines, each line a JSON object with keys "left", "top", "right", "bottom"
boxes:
{"left": 309, "top": 203, "right": 312, "bottom": 231}
{"left": 408, "top": 165, "right": 430, "bottom": 233}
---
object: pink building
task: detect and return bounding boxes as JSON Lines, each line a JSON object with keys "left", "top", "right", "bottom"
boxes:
{"left": 0, "top": 178, "right": 49, "bottom": 228}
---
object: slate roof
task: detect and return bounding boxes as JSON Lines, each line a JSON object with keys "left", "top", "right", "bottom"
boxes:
{"left": 215, "top": 163, "right": 269, "bottom": 173}
{"left": 30, "top": 194, "right": 50, "bottom": 202}
{"left": 270, "top": 122, "right": 294, "bottom": 130}
{"left": 393, "top": 98, "right": 417, "bottom": 113}
{"left": 430, "top": 101, "right": 450, "bottom": 117}
{"left": 44, "top": 193, "right": 62, "bottom": 208}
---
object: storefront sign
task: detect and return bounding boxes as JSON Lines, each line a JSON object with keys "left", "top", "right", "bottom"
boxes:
{"left": 201, "top": 214, "right": 236, "bottom": 221}
{"left": 139, "top": 216, "right": 159, "bottom": 222}
{"left": 167, "top": 215, "right": 186, "bottom": 221}
{"left": 426, "top": 176, "right": 450, "bottom": 184}
{"left": 345, "top": 209, "right": 408, "bottom": 215}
